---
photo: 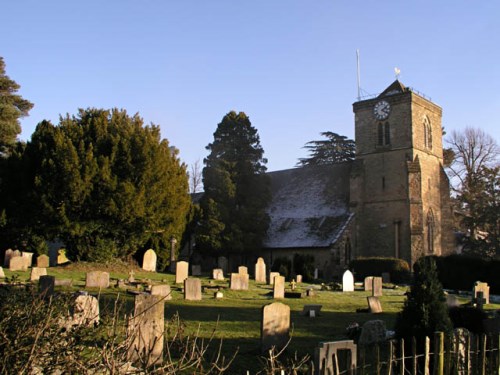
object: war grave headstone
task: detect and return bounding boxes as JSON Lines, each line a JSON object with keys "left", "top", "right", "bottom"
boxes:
{"left": 230, "top": 273, "right": 249, "bottom": 290}
{"left": 315, "top": 340, "right": 357, "bottom": 375}
{"left": 212, "top": 268, "right": 224, "bottom": 280}
{"left": 70, "top": 294, "right": 100, "bottom": 326}
{"left": 175, "top": 261, "right": 189, "bottom": 284}
{"left": 9, "top": 256, "right": 29, "bottom": 271}
{"left": 127, "top": 294, "right": 164, "bottom": 366}
{"left": 381, "top": 272, "right": 390, "bottom": 283}
{"left": 191, "top": 264, "right": 202, "bottom": 276}
{"left": 273, "top": 275, "right": 285, "bottom": 299}
{"left": 85, "top": 271, "right": 110, "bottom": 289}
{"left": 342, "top": 270, "right": 354, "bottom": 292}
{"left": 268, "top": 272, "right": 280, "bottom": 285}
{"left": 255, "top": 257, "right": 266, "bottom": 283}
{"left": 473, "top": 281, "right": 490, "bottom": 304}
{"left": 184, "top": 278, "right": 202, "bottom": 301}
{"left": 3, "top": 249, "right": 13, "bottom": 267}
{"left": 36, "top": 254, "right": 50, "bottom": 268}
{"left": 372, "top": 277, "right": 383, "bottom": 297}
{"left": 142, "top": 249, "right": 157, "bottom": 272}
{"left": 296, "top": 274, "right": 303, "bottom": 283}
{"left": 261, "top": 302, "right": 290, "bottom": 353}
{"left": 0, "top": 267, "right": 5, "bottom": 278}
{"left": 21, "top": 251, "right": 34, "bottom": 266}
{"left": 238, "top": 266, "right": 248, "bottom": 275}
{"left": 367, "top": 296, "right": 383, "bottom": 313}
{"left": 151, "top": 284, "right": 172, "bottom": 300}
{"left": 30, "top": 267, "right": 47, "bottom": 281}
{"left": 217, "top": 256, "right": 228, "bottom": 274}
{"left": 39, "top": 275, "right": 55, "bottom": 297}
{"left": 364, "top": 276, "right": 374, "bottom": 291}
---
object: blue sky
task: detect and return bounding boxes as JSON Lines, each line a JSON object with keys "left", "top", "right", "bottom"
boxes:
{"left": 2, "top": 1, "right": 499, "bottom": 172}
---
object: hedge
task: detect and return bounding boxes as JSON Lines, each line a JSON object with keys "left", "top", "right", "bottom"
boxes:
{"left": 349, "top": 257, "right": 411, "bottom": 283}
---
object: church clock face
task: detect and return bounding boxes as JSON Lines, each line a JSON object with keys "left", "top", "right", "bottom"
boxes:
{"left": 373, "top": 100, "right": 391, "bottom": 120}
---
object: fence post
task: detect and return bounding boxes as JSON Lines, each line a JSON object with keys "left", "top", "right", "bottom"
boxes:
{"left": 376, "top": 344, "right": 380, "bottom": 375}
{"left": 465, "top": 334, "right": 470, "bottom": 375}
{"left": 444, "top": 334, "right": 451, "bottom": 375}
{"left": 424, "top": 336, "right": 430, "bottom": 375}
{"left": 433, "top": 332, "right": 444, "bottom": 375}
{"left": 386, "top": 340, "right": 393, "bottom": 375}
{"left": 412, "top": 337, "right": 417, "bottom": 375}
{"left": 399, "top": 338, "right": 405, "bottom": 375}
{"left": 479, "top": 334, "right": 486, "bottom": 375}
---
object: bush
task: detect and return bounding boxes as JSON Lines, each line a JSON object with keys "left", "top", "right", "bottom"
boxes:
{"left": 293, "top": 254, "right": 315, "bottom": 282}
{"left": 271, "top": 257, "right": 292, "bottom": 280}
{"left": 350, "top": 257, "right": 411, "bottom": 283}
{"left": 448, "top": 306, "right": 488, "bottom": 334}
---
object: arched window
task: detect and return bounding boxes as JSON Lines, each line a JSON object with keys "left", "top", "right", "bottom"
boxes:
{"left": 377, "top": 122, "right": 390, "bottom": 146}
{"left": 427, "top": 209, "right": 435, "bottom": 254}
{"left": 424, "top": 116, "right": 432, "bottom": 150}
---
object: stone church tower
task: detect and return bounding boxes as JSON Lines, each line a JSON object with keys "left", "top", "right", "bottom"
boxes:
{"left": 350, "top": 80, "right": 455, "bottom": 267}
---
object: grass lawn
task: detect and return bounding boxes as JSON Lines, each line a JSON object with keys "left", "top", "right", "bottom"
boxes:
{"left": 3, "top": 263, "right": 499, "bottom": 373}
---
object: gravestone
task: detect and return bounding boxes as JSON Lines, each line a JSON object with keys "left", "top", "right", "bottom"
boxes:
{"left": 315, "top": 340, "right": 357, "bottom": 375}
{"left": 273, "top": 275, "right": 285, "bottom": 299}
{"left": 49, "top": 248, "right": 58, "bottom": 267}
{"left": 217, "top": 256, "right": 228, "bottom": 274}
{"left": 301, "top": 304, "right": 322, "bottom": 317}
{"left": 381, "top": 272, "right": 390, "bottom": 283}
{"left": 3, "top": 249, "right": 13, "bottom": 267}
{"left": 0, "top": 267, "right": 4, "bottom": 278}
{"left": 36, "top": 254, "right": 50, "bottom": 268}
{"left": 175, "top": 261, "right": 189, "bottom": 284}
{"left": 127, "top": 294, "right": 164, "bottom": 366}
{"left": 364, "top": 276, "right": 374, "bottom": 291}
{"left": 39, "top": 275, "right": 55, "bottom": 297}
{"left": 55, "top": 279, "right": 73, "bottom": 287}
{"left": 21, "top": 252, "right": 34, "bottom": 266}
{"left": 212, "top": 268, "right": 224, "bottom": 280}
{"left": 230, "top": 273, "right": 249, "bottom": 290}
{"left": 12, "top": 249, "right": 21, "bottom": 258}
{"left": 358, "top": 320, "right": 387, "bottom": 346}
{"left": 367, "top": 296, "right": 383, "bottom": 313}
{"left": 372, "top": 277, "right": 383, "bottom": 297}
{"left": 261, "top": 302, "right": 290, "bottom": 353}
{"left": 142, "top": 249, "right": 157, "bottom": 272}
{"left": 296, "top": 274, "right": 303, "bottom": 283}
{"left": 30, "top": 267, "right": 47, "bottom": 281}
{"left": 9, "top": 256, "right": 29, "bottom": 271}
{"left": 255, "top": 257, "right": 266, "bottom": 283}
{"left": 342, "top": 270, "right": 354, "bottom": 292}
{"left": 57, "top": 249, "right": 70, "bottom": 265}
{"left": 214, "top": 291, "right": 224, "bottom": 299}
{"left": 238, "top": 266, "right": 248, "bottom": 275}
{"left": 473, "top": 281, "right": 490, "bottom": 304}
{"left": 70, "top": 295, "right": 100, "bottom": 326}
{"left": 191, "top": 264, "right": 202, "bottom": 276}
{"left": 314, "top": 268, "right": 319, "bottom": 279}
{"left": 128, "top": 270, "right": 135, "bottom": 283}
{"left": 184, "top": 278, "right": 202, "bottom": 301}
{"left": 306, "top": 289, "right": 316, "bottom": 297}
{"left": 151, "top": 284, "right": 172, "bottom": 300}
{"left": 268, "top": 272, "right": 280, "bottom": 285}
{"left": 85, "top": 271, "right": 110, "bottom": 289}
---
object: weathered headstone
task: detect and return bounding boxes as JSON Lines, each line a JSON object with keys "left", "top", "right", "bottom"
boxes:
{"left": 261, "top": 302, "right": 290, "bottom": 353}
{"left": 473, "top": 281, "right": 490, "bottom": 304}
{"left": 273, "top": 275, "right": 285, "bottom": 299}
{"left": 39, "top": 275, "right": 55, "bottom": 297}
{"left": 372, "top": 277, "right": 383, "bottom": 297}
{"left": 314, "top": 268, "right": 319, "bottom": 279}
{"left": 85, "top": 271, "right": 110, "bottom": 289}
{"left": 0, "top": 267, "right": 5, "bottom": 278}
{"left": 21, "top": 252, "right": 34, "bottom": 266}
{"left": 214, "top": 291, "right": 224, "bottom": 299}
{"left": 3, "top": 249, "right": 13, "bottom": 267}
{"left": 230, "top": 273, "right": 249, "bottom": 290}
{"left": 315, "top": 340, "right": 357, "bottom": 375}
{"left": 70, "top": 295, "right": 100, "bottom": 326}
{"left": 127, "top": 294, "right": 164, "bottom": 366}
{"left": 358, "top": 320, "right": 387, "bottom": 345}
{"left": 151, "top": 284, "right": 172, "bottom": 300}
{"left": 12, "top": 249, "right": 21, "bottom": 258}
{"left": 9, "top": 256, "right": 29, "bottom": 271}
{"left": 212, "top": 268, "right": 224, "bottom": 280}
{"left": 175, "top": 261, "right": 189, "bottom": 284}
{"left": 364, "top": 276, "right": 374, "bottom": 291}
{"left": 217, "top": 256, "right": 228, "bottom": 274}
{"left": 142, "top": 249, "right": 157, "bottom": 272}
{"left": 301, "top": 304, "right": 322, "bottom": 317}
{"left": 57, "top": 249, "right": 70, "bottom": 265}
{"left": 191, "top": 264, "right": 202, "bottom": 276}
{"left": 238, "top": 266, "right": 248, "bottom": 275}
{"left": 184, "top": 278, "right": 202, "bottom": 301}
{"left": 30, "top": 267, "right": 47, "bottom": 281}
{"left": 36, "top": 254, "right": 50, "bottom": 268}
{"left": 367, "top": 296, "right": 383, "bottom": 313}
{"left": 342, "top": 270, "right": 354, "bottom": 292}
{"left": 381, "top": 272, "right": 390, "bottom": 283}
{"left": 306, "top": 288, "right": 316, "bottom": 297}
{"left": 296, "top": 274, "right": 303, "bottom": 283}
{"left": 55, "top": 279, "right": 73, "bottom": 287}
{"left": 254, "top": 257, "right": 266, "bottom": 283}
{"left": 268, "top": 272, "right": 280, "bottom": 285}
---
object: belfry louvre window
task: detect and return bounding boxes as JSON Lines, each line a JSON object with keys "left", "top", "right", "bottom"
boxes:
{"left": 424, "top": 116, "right": 432, "bottom": 149}
{"left": 378, "top": 122, "right": 390, "bottom": 146}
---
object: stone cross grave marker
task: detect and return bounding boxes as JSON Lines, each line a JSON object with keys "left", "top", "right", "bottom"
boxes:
{"left": 30, "top": 267, "right": 47, "bottom": 281}
{"left": 342, "top": 270, "right": 354, "bottom": 292}
{"left": 151, "top": 284, "right": 172, "bottom": 300}
{"left": 269, "top": 272, "right": 280, "bottom": 285}
{"left": 261, "top": 302, "right": 290, "bottom": 353}
{"left": 230, "top": 273, "right": 249, "bottom": 290}
{"left": 372, "top": 277, "right": 383, "bottom": 297}
{"left": 191, "top": 264, "right": 202, "bottom": 276}
{"left": 289, "top": 279, "right": 297, "bottom": 291}
{"left": 473, "top": 281, "right": 490, "bottom": 304}
{"left": 85, "top": 271, "right": 110, "bottom": 289}
{"left": 128, "top": 270, "right": 135, "bottom": 283}
{"left": 184, "top": 278, "right": 202, "bottom": 301}
{"left": 212, "top": 268, "right": 224, "bottom": 280}
{"left": 9, "top": 256, "right": 30, "bottom": 271}
{"left": 36, "top": 254, "right": 50, "bottom": 268}
{"left": 315, "top": 340, "right": 357, "bottom": 375}
{"left": 255, "top": 257, "right": 266, "bottom": 283}
{"left": 127, "top": 294, "right": 164, "bottom": 366}
{"left": 3, "top": 249, "right": 13, "bottom": 267}
{"left": 273, "top": 275, "right": 285, "bottom": 299}
{"left": 238, "top": 266, "right": 248, "bottom": 275}
{"left": 142, "top": 249, "right": 157, "bottom": 272}
{"left": 367, "top": 296, "right": 383, "bottom": 313}
{"left": 175, "top": 261, "right": 189, "bottom": 284}
{"left": 39, "top": 275, "right": 55, "bottom": 297}
{"left": 364, "top": 276, "right": 374, "bottom": 291}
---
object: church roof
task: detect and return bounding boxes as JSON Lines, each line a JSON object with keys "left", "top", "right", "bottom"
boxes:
{"left": 263, "top": 163, "right": 352, "bottom": 249}
{"left": 378, "top": 80, "right": 408, "bottom": 98}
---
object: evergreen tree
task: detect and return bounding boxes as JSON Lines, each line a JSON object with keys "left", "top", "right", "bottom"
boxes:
{"left": 14, "top": 108, "right": 190, "bottom": 267}
{"left": 0, "top": 57, "right": 34, "bottom": 156}
{"left": 395, "top": 256, "right": 452, "bottom": 341}
{"left": 197, "top": 111, "right": 270, "bottom": 256}
{"left": 297, "top": 131, "right": 355, "bottom": 166}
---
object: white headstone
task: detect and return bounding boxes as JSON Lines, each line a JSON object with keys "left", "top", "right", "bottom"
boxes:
{"left": 255, "top": 257, "right": 266, "bottom": 283}
{"left": 142, "top": 249, "right": 157, "bottom": 272}
{"left": 175, "top": 261, "right": 189, "bottom": 284}
{"left": 273, "top": 275, "right": 285, "bottom": 299}
{"left": 212, "top": 268, "right": 224, "bottom": 280}
{"left": 342, "top": 270, "right": 354, "bottom": 292}
{"left": 30, "top": 267, "right": 47, "bottom": 281}
{"left": 261, "top": 302, "right": 290, "bottom": 353}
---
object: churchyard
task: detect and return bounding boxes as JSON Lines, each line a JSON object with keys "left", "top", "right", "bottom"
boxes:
{"left": 1, "top": 254, "right": 499, "bottom": 373}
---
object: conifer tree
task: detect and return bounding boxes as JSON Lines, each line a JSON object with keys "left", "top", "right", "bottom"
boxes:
{"left": 197, "top": 111, "right": 270, "bottom": 256}
{"left": 297, "top": 131, "right": 355, "bottom": 166}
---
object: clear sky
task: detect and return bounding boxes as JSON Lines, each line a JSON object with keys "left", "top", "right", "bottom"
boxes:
{"left": 1, "top": 1, "right": 499, "bottom": 172}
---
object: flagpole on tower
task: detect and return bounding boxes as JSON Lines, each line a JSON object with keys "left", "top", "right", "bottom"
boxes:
{"left": 356, "top": 49, "right": 361, "bottom": 101}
